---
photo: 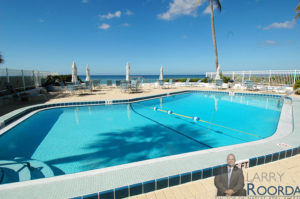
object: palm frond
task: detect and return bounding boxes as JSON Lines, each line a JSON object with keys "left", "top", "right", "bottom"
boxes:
{"left": 296, "top": 4, "right": 300, "bottom": 20}
{"left": 194, "top": 0, "right": 201, "bottom": 9}
{"left": 195, "top": 0, "right": 201, "bottom": 6}
{"left": 213, "top": 0, "right": 222, "bottom": 12}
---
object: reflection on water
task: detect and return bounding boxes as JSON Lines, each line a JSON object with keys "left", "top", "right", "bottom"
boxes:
{"left": 74, "top": 107, "right": 80, "bottom": 124}
{"left": 88, "top": 106, "right": 92, "bottom": 115}
{"left": 127, "top": 104, "right": 131, "bottom": 120}
{"left": 214, "top": 96, "right": 218, "bottom": 112}
{"left": 206, "top": 93, "right": 281, "bottom": 111}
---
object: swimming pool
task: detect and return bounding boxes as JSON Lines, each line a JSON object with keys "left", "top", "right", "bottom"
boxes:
{"left": 0, "top": 92, "right": 282, "bottom": 184}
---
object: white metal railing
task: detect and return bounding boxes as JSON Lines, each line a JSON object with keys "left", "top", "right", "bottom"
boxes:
{"left": 0, "top": 68, "right": 58, "bottom": 94}
{"left": 206, "top": 70, "right": 300, "bottom": 86}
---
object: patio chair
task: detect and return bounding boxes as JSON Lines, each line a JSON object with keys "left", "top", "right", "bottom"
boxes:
{"left": 92, "top": 80, "right": 101, "bottom": 90}
{"left": 121, "top": 81, "right": 130, "bottom": 93}
{"left": 106, "top": 80, "right": 112, "bottom": 87}
{"left": 129, "top": 80, "right": 141, "bottom": 93}
{"left": 116, "top": 80, "right": 121, "bottom": 87}
{"left": 215, "top": 79, "right": 223, "bottom": 89}
{"left": 66, "top": 84, "right": 75, "bottom": 94}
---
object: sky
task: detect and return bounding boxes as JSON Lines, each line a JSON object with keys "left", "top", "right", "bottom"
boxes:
{"left": 0, "top": 0, "right": 299, "bottom": 75}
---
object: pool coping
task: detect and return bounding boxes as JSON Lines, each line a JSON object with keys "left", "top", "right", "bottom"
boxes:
{"left": 0, "top": 90, "right": 299, "bottom": 199}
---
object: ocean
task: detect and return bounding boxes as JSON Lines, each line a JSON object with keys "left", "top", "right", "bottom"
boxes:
{"left": 78, "top": 74, "right": 206, "bottom": 84}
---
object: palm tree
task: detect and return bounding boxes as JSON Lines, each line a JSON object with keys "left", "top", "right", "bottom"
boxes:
{"left": 296, "top": 3, "right": 300, "bottom": 20}
{"left": 196, "top": 0, "right": 222, "bottom": 79}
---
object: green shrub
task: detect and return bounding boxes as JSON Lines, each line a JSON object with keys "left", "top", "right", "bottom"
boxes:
{"left": 222, "top": 76, "right": 231, "bottom": 83}
{"left": 42, "top": 75, "right": 83, "bottom": 87}
{"left": 293, "top": 79, "right": 300, "bottom": 95}
{"left": 176, "top": 78, "right": 188, "bottom": 82}
{"left": 201, "top": 77, "right": 209, "bottom": 83}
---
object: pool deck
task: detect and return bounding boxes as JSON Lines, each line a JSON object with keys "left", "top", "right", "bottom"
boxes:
{"left": 0, "top": 87, "right": 299, "bottom": 199}
{"left": 44, "top": 85, "right": 297, "bottom": 103}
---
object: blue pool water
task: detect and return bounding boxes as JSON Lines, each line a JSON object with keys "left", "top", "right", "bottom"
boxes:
{"left": 0, "top": 92, "right": 282, "bottom": 183}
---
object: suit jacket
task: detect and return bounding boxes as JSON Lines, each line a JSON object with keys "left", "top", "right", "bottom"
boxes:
{"left": 214, "top": 165, "right": 245, "bottom": 196}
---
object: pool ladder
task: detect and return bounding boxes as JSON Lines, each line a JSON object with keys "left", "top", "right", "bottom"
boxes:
{"left": 277, "top": 88, "right": 300, "bottom": 107}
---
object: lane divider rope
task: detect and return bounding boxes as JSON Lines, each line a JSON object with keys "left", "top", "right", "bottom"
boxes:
{"left": 131, "top": 102, "right": 261, "bottom": 138}
{"left": 153, "top": 107, "right": 261, "bottom": 138}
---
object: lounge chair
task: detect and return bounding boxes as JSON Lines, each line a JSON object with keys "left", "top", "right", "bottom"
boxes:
{"left": 244, "top": 80, "right": 256, "bottom": 91}
{"left": 158, "top": 80, "right": 165, "bottom": 88}
{"left": 185, "top": 78, "right": 191, "bottom": 87}
{"left": 256, "top": 80, "right": 267, "bottom": 92}
{"left": 84, "top": 81, "right": 93, "bottom": 93}
{"left": 168, "top": 79, "right": 174, "bottom": 88}
{"left": 129, "top": 80, "right": 140, "bottom": 93}
{"left": 193, "top": 80, "right": 202, "bottom": 87}
{"left": 121, "top": 81, "right": 130, "bottom": 92}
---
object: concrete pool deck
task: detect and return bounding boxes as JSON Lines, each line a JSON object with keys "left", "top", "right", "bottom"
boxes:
{"left": 0, "top": 88, "right": 299, "bottom": 199}
{"left": 44, "top": 85, "right": 298, "bottom": 103}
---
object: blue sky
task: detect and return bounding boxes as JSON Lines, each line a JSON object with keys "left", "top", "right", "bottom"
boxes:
{"left": 0, "top": 0, "right": 299, "bottom": 75}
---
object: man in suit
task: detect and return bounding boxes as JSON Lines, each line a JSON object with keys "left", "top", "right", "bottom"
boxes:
{"left": 214, "top": 153, "right": 246, "bottom": 196}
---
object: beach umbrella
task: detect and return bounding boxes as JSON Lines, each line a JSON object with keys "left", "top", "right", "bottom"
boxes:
{"left": 159, "top": 66, "right": 163, "bottom": 80}
{"left": 86, "top": 65, "right": 90, "bottom": 82}
{"left": 126, "top": 62, "right": 130, "bottom": 81}
{"left": 72, "top": 61, "right": 78, "bottom": 83}
{"left": 215, "top": 65, "right": 221, "bottom": 80}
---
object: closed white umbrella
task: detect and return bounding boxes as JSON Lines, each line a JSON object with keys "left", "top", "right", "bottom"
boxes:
{"left": 86, "top": 65, "right": 90, "bottom": 82}
{"left": 126, "top": 62, "right": 130, "bottom": 81}
{"left": 72, "top": 61, "right": 78, "bottom": 83}
{"left": 159, "top": 66, "right": 163, "bottom": 80}
{"left": 215, "top": 65, "right": 221, "bottom": 80}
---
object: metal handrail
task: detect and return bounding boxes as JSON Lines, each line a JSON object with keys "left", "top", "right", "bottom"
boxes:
{"left": 277, "top": 88, "right": 300, "bottom": 107}
{"left": 278, "top": 88, "right": 300, "bottom": 101}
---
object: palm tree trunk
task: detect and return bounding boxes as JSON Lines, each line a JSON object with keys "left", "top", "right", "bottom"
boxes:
{"left": 210, "top": 0, "right": 219, "bottom": 71}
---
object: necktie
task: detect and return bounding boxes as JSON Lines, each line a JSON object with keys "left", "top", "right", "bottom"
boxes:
{"left": 228, "top": 168, "right": 232, "bottom": 188}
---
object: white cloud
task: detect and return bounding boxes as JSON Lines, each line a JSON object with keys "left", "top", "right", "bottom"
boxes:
{"left": 81, "top": 0, "right": 88, "bottom": 3}
{"left": 100, "top": 11, "right": 122, "bottom": 20}
{"left": 99, "top": 23, "right": 110, "bottom": 30}
{"left": 122, "top": 23, "right": 130, "bottom": 27}
{"left": 158, "top": 0, "right": 206, "bottom": 20}
{"left": 39, "top": 18, "right": 45, "bottom": 23}
{"left": 263, "top": 20, "right": 295, "bottom": 30}
{"left": 202, "top": 3, "right": 216, "bottom": 15}
{"left": 125, "top": 10, "right": 134, "bottom": 16}
{"left": 263, "top": 40, "right": 277, "bottom": 45}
